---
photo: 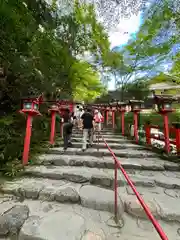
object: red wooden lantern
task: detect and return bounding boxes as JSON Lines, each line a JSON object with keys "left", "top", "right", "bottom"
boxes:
{"left": 20, "top": 97, "right": 41, "bottom": 165}
{"left": 48, "top": 105, "right": 60, "bottom": 145}
{"left": 154, "top": 94, "right": 176, "bottom": 153}
{"left": 117, "top": 102, "right": 127, "bottom": 135}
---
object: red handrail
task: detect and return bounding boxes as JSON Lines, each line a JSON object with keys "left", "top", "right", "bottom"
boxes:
{"left": 145, "top": 124, "right": 179, "bottom": 154}
{"left": 101, "top": 135, "right": 168, "bottom": 240}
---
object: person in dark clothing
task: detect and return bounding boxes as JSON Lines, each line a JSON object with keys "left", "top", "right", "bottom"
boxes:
{"left": 63, "top": 122, "right": 73, "bottom": 150}
{"left": 80, "top": 108, "right": 94, "bottom": 151}
{"left": 62, "top": 108, "right": 70, "bottom": 123}
{"left": 62, "top": 108, "right": 73, "bottom": 150}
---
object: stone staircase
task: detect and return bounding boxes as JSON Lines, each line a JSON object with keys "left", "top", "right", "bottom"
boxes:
{"left": 0, "top": 129, "right": 180, "bottom": 239}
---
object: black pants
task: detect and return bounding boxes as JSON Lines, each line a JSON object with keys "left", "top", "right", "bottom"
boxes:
{"left": 63, "top": 123, "right": 72, "bottom": 148}
{"left": 63, "top": 133, "right": 71, "bottom": 148}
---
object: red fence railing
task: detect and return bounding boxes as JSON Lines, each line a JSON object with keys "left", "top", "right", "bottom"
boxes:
{"left": 101, "top": 134, "right": 169, "bottom": 240}
{"left": 114, "top": 110, "right": 180, "bottom": 156}
{"left": 144, "top": 124, "right": 180, "bottom": 154}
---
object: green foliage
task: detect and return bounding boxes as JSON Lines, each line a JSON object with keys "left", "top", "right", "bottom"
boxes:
{"left": 0, "top": 0, "right": 112, "bottom": 175}
{"left": 121, "top": 0, "right": 180, "bottom": 85}
{"left": 124, "top": 80, "right": 150, "bottom": 101}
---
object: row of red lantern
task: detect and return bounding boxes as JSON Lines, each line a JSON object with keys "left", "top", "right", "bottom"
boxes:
{"left": 20, "top": 97, "right": 75, "bottom": 165}
{"left": 92, "top": 95, "right": 177, "bottom": 113}
{"left": 20, "top": 94, "right": 177, "bottom": 165}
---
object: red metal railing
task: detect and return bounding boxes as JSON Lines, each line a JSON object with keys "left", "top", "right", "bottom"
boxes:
{"left": 101, "top": 134, "right": 168, "bottom": 240}
{"left": 144, "top": 124, "right": 180, "bottom": 155}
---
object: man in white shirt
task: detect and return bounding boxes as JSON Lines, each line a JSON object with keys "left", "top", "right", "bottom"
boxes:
{"left": 75, "top": 106, "right": 84, "bottom": 128}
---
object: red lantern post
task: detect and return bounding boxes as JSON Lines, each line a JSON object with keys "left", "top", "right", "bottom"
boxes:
{"left": 110, "top": 102, "right": 117, "bottom": 129}
{"left": 118, "top": 102, "right": 127, "bottom": 136}
{"left": 106, "top": 106, "right": 110, "bottom": 126}
{"left": 129, "top": 100, "right": 143, "bottom": 144}
{"left": 20, "top": 98, "right": 41, "bottom": 165}
{"left": 154, "top": 95, "right": 175, "bottom": 154}
{"left": 49, "top": 105, "right": 59, "bottom": 145}
{"left": 173, "top": 122, "right": 180, "bottom": 156}
{"left": 103, "top": 104, "right": 106, "bottom": 124}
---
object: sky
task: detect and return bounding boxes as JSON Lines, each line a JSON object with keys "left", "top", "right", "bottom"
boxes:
{"left": 108, "top": 12, "right": 142, "bottom": 90}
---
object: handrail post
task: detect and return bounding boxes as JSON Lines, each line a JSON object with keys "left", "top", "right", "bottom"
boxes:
{"left": 114, "top": 160, "right": 118, "bottom": 221}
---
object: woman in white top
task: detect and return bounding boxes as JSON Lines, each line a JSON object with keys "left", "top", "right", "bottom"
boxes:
{"left": 93, "top": 109, "right": 103, "bottom": 141}
{"left": 75, "top": 106, "right": 84, "bottom": 128}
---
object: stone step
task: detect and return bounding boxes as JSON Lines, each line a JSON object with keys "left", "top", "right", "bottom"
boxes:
{"left": 0, "top": 194, "right": 177, "bottom": 239}
{"left": 72, "top": 137, "right": 128, "bottom": 143}
{"left": 0, "top": 177, "right": 123, "bottom": 216}
{"left": 72, "top": 134, "right": 123, "bottom": 139}
{"left": 61, "top": 142, "right": 144, "bottom": 150}
{"left": 37, "top": 154, "right": 172, "bottom": 171}
{"left": 24, "top": 165, "right": 180, "bottom": 190}
{"left": 2, "top": 176, "right": 180, "bottom": 226}
{"left": 48, "top": 147, "right": 158, "bottom": 158}
{"left": 72, "top": 131, "right": 120, "bottom": 136}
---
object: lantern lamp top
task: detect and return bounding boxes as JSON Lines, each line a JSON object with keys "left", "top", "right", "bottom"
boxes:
{"left": 117, "top": 101, "right": 127, "bottom": 111}
{"left": 21, "top": 96, "right": 39, "bottom": 101}
{"left": 129, "top": 99, "right": 144, "bottom": 105}
{"left": 128, "top": 99, "right": 144, "bottom": 111}
{"left": 111, "top": 102, "right": 118, "bottom": 107}
{"left": 154, "top": 94, "right": 177, "bottom": 104}
{"left": 117, "top": 101, "right": 126, "bottom": 106}
{"left": 51, "top": 104, "right": 58, "bottom": 109}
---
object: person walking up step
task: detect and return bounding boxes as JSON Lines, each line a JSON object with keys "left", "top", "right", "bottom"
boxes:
{"left": 76, "top": 106, "right": 84, "bottom": 129}
{"left": 93, "top": 109, "right": 103, "bottom": 142}
{"left": 62, "top": 108, "right": 73, "bottom": 150}
{"left": 80, "top": 107, "right": 94, "bottom": 151}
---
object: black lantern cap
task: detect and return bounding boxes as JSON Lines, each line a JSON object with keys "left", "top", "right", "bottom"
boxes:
{"left": 154, "top": 94, "right": 177, "bottom": 112}
{"left": 129, "top": 100, "right": 144, "bottom": 111}
{"left": 154, "top": 94, "right": 177, "bottom": 104}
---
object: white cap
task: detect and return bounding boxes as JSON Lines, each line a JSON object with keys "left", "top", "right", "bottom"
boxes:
{"left": 94, "top": 109, "right": 98, "bottom": 113}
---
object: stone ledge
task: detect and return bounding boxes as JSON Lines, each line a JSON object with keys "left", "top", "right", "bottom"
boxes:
{"left": 23, "top": 165, "right": 180, "bottom": 190}
{"left": 79, "top": 185, "right": 124, "bottom": 216}
{"left": 37, "top": 154, "right": 167, "bottom": 171}
{"left": 0, "top": 191, "right": 179, "bottom": 238}
{"left": 72, "top": 137, "right": 131, "bottom": 143}
{"left": 48, "top": 147, "right": 158, "bottom": 158}
{"left": 63, "top": 142, "right": 144, "bottom": 150}
{"left": 72, "top": 134, "right": 124, "bottom": 139}
{"left": 0, "top": 178, "right": 124, "bottom": 215}
{"left": 122, "top": 193, "right": 180, "bottom": 223}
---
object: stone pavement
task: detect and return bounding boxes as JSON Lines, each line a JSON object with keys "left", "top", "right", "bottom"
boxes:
{"left": 0, "top": 129, "right": 180, "bottom": 239}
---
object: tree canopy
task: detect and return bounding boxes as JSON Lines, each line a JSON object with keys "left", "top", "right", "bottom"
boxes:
{"left": 0, "top": 0, "right": 115, "bottom": 174}
{"left": 109, "top": 0, "right": 180, "bottom": 101}
{"left": 0, "top": 0, "right": 113, "bottom": 113}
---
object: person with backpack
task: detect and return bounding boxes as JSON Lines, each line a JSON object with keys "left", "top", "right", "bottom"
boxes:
{"left": 93, "top": 109, "right": 104, "bottom": 141}
{"left": 80, "top": 107, "right": 94, "bottom": 151}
